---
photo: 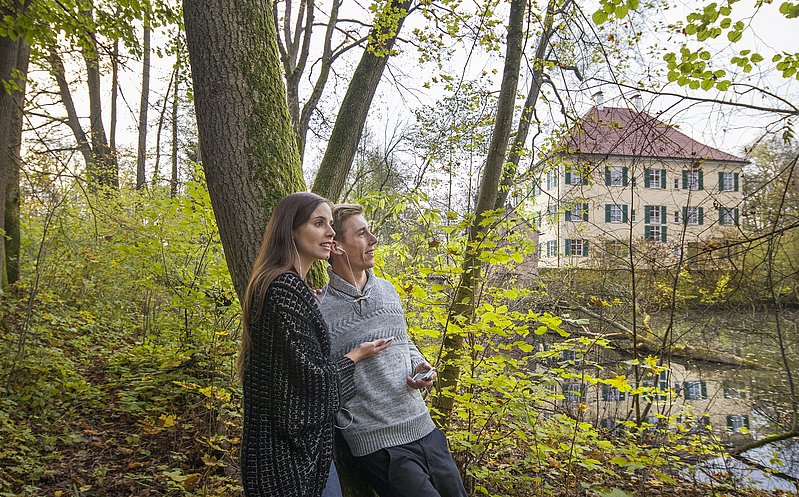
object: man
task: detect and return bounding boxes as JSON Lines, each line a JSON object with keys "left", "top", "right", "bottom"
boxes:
{"left": 318, "top": 203, "right": 467, "bottom": 497}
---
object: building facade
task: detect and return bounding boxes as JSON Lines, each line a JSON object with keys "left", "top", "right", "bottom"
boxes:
{"left": 533, "top": 106, "right": 748, "bottom": 268}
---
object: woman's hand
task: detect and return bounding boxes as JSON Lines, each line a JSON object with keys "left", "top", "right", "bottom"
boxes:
{"left": 344, "top": 337, "right": 393, "bottom": 363}
{"left": 406, "top": 362, "right": 436, "bottom": 389}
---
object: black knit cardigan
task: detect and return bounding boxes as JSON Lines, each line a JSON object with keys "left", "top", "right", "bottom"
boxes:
{"left": 241, "top": 272, "right": 356, "bottom": 497}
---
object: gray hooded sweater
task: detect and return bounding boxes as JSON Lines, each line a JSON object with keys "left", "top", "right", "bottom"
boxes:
{"left": 318, "top": 267, "right": 437, "bottom": 457}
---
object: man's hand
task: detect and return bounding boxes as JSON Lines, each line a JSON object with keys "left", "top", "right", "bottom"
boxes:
{"left": 407, "top": 362, "right": 436, "bottom": 389}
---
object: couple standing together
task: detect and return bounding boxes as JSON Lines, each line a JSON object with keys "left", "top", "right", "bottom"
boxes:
{"left": 239, "top": 192, "right": 467, "bottom": 497}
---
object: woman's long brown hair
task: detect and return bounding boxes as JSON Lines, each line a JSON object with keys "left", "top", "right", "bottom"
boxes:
{"left": 237, "top": 192, "right": 328, "bottom": 380}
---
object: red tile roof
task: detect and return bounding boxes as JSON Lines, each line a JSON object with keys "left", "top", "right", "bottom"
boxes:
{"left": 559, "top": 106, "right": 747, "bottom": 163}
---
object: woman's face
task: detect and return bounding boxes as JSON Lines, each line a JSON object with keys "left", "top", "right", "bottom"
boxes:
{"left": 293, "top": 203, "right": 335, "bottom": 268}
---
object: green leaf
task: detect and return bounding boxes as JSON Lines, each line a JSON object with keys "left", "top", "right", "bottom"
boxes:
{"left": 592, "top": 9, "right": 608, "bottom": 24}
{"left": 751, "top": 53, "right": 764, "bottom": 63}
{"left": 614, "top": 5, "right": 629, "bottom": 18}
{"left": 727, "top": 30, "right": 742, "bottom": 42}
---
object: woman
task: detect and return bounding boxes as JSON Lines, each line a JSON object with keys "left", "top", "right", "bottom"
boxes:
{"left": 239, "top": 192, "right": 390, "bottom": 497}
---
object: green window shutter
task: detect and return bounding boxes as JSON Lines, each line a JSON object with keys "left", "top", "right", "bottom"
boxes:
{"left": 582, "top": 174, "right": 589, "bottom": 185}
{"left": 701, "top": 382, "right": 707, "bottom": 399}
{"left": 719, "top": 208, "right": 723, "bottom": 224}
{"left": 565, "top": 239, "right": 571, "bottom": 256}
{"left": 719, "top": 172, "right": 724, "bottom": 191}
{"left": 734, "top": 172, "right": 739, "bottom": 192}
{"left": 699, "top": 207, "right": 704, "bottom": 225}
{"left": 622, "top": 205, "right": 629, "bottom": 223}
{"left": 734, "top": 207, "right": 739, "bottom": 226}
{"left": 727, "top": 416, "right": 734, "bottom": 431}
{"left": 682, "top": 170, "right": 688, "bottom": 189}
{"left": 565, "top": 171, "right": 572, "bottom": 184}
{"left": 644, "top": 226, "right": 651, "bottom": 240}
{"left": 644, "top": 169, "right": 651, "bottom": 188}
{"left": 661, "top": 226, "right": 667, "bottom": 243}
{"left": 661, "top": 169, "right": 667, "bottom": 189}
{"left": 698, "top": 170, "right": 704, "bottom": 190}
{"left": 622, "top": 167, "right": 629, "bottom": 186}
{"left": 602, "top": 385, "right": 609, "bottom": 401}
{"left": 683, "top": 382, "right": 689, "bottom": 399}
{"left": 743, "top": 416, "right": 750, "bottom": 429}
{"left": 605, "top": 167, "right": 611, "bottom": 186}
{"left": 619, "top": 390, "right": 626, "bottom": 401}
{"left": 605, "top": 204, "right": 611, "bottom": 222}
{"left": 583, "top": 241, "right": 589, "bottom": 256}
{"left": 682, "top": 207, "right": 688, "bottom": 225}
{"left": 661, "top": 206, "right": 667, "bottom": 224}
{"left": 583, "top": 204, "right": 589, "bottom": 221}
{"left": 644, "top": 205, "right": 651, "bottom": 224}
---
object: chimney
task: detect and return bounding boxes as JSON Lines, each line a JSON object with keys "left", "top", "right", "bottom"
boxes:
{"left": 593, "top": 90, "right": 604, "bottom": 110}
{"left": 631, "top": 93, "right": 642, "bottom": 112}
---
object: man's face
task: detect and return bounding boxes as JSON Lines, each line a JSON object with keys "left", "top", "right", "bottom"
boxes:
{"left": 336, "top": 214, "right": 378, "bottom": 272}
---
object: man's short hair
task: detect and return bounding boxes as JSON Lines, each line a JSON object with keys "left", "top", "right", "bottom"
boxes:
{"left": 332, "top": 203, "right": 364, "bottom": 240}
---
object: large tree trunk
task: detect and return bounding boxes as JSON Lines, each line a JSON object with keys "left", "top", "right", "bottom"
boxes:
{"left": 0, "top": 10, "right": 30, "bottom": 289}
{"left": 48, "top": 47, "right": 95, "bottom": 170}
{"left": 110, "top": 38, "right": 119, "bottom": 164}
{"left": 81, "top": 6, "right": 118, "bottom": 189}
{"left": 184, "top": 0, "right": 305, "bottom": 299}
{"left": 137, "top": 17, "right": 152, "bottom": 189}
{"left": 431, "top": 0, "right": 526, "bottom": 423}
{"left": 311, "top": 0, "right": 412, "bottom": 201}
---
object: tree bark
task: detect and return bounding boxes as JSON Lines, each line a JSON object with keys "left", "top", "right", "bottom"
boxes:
{"left": 311, "top": 0, "right": 412, "bottom": 201}
{"left": 171, "top": 59, "right": 180, "bottom": 197}
{"left": 184, "top": 0, "right": 305, "bottom": 299}
{"left": 432, "top": 0, "right": 526, "bottom": 423}
{"left": 494, "top": 0, "right": 561, "bottom": 210}
{"left": 48, "top": 47, "right": 95, "bottom": 170}
{"left": 110, "top": 38, "right": 119, "bottom": 165}
{"left": 137, "top": 17, "right": 152, "bottom": 189}
{"left": 0, "top": 9, "right": 30, "bottom": 288}
{"left": 81, "top": 5, "right": 117, "bottom": 189}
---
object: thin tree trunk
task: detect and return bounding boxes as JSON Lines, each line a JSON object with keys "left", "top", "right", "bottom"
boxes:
{"left": 110, "top": 38, "right": 119, "bottom": 165}
{"left": 184, "top": 0, "right": 305, "bottom": 298}
{"left": 431, "top": 0, "right": 526, "bottom": 423}
{"left": 171, "top": 58, "right": 180, "bottom": 197}
{"left": 311, "top": 0, "right": 412, "bottom": 201}
{"left": 154, "top": 67, "right": 176, "bottom": 184}
{"left": 137, "top": 17, "right": 152, "bottom": 189}
{"left": 81, "top": 5, "right": 117, "bottom": 189}
{"left": 494, "top": 0, "right": 561, "bottom": 210}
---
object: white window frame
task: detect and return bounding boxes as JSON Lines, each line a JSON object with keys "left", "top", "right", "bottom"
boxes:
{"left": 609, "top": 204, "right": 624, "bottom": 223}
{"left": 728, "top": 415, "right": 749, "bottom": 432}
{"left": 720, "top": 207, "right": 736, "bottom": 225}
{"left": 568, "top": 239, "right": 586, "bottom": 256}
{"left": 648, "top": 169, "right": 663, "bottom": 189}
{"left": 687, "top": 171, "right": 701, "bottom": 191}
{"left": 547, "top": 170, "right": 558, "bottom": 190}
{"left": 609, "top": 166, "right": 625, "bottom": 187}
{"left": 650, "top": 206, "right": 662, "bottom": 225}
{"left": 567, "top": 170, "right": 584, "bottom": 185}
{"left": 684, "top": 381, "right": 704, "bottom": 400}
{"left": 686, "top": 207, "right": 700, "bottom": 225}
{"left": 562, "top": 382, "right": 583, "bottom": 403}
{"left": 649, "top": 226, "right": 663, "bottom": 242}
{"left": 721, "top": 172, "right": 735, "bottom": 191}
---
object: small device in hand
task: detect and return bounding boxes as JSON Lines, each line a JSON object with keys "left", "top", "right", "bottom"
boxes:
{"left": 412, "top": 367, "right": 437, "bottom": 381}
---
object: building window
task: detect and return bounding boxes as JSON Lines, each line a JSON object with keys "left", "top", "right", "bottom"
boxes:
{"left": 674, "top": 178, "right": 680, "bottom": 190}
{"left": 602, "top": 384, "right": 626, "bottom": 402}
{"left": 645, "top": 168, "right": 666, "bottom": 189}
{"left": 562, "top": 383, "right": 584, "bottom": 403}
{"left": 726, "top": 415, "right": 750, "bottom": 433}
{"left": 645, "top": 205, "right": 666, "bottom": 225}
{"left": 565, "top": 202, "right": 589, "bottom": 221}
{"left": 606, "top": 204, "right": 628, "bottom": 223}
{"left": 547, "top": 170, "right": 558, "bottom": 190}
{"left": 719, "top": 172, "right": 739, "bottom": 192}
{"left": 546, "top": 240, "right": 558, "bottom": 258}
{"left": 674, "top": 210, "right": 680, "bottom": 224}
{"left": 723, "top": 383, "right": 749, "bottom": 399}
{"left": 565, "top": 168, "right": 587, "bottom": 185}
{"left": 683, "top": 206, "right": 704, "bottom": 225}
{"left": 565, "top": 239, "right": 589, "bottom": 257}
{"left": 683, "top": 169, "right": 704, "bottom": 190}
{"left": 719, "top": 207, "right": 739, "bottom": 226}
{"left": 645, "top": 226, "right": 667, "bottom": 243}
{"left": 606, "top": 166, "right": 628, "bottom": 187}
{"left": 683, "top": 381, "right": 708, "bottom": 400}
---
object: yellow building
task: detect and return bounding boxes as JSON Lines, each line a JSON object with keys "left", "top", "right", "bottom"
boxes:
{"left": 533, "top": 105, "right": 748, "bottom": 268}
